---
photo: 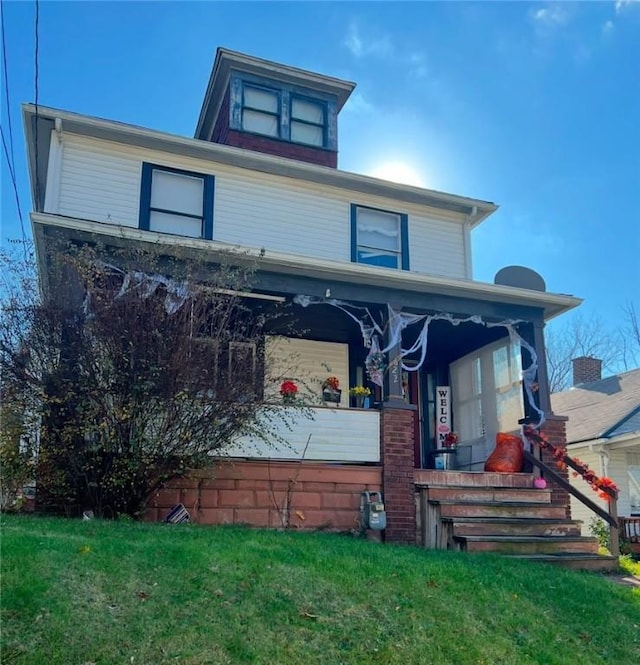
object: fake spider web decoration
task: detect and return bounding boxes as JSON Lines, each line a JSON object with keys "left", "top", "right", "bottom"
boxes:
{"left": 294, "top": 295, "right": 544, "bottom": 431}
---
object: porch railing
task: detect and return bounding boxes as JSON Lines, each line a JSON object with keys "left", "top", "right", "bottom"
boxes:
{"left": 523, "top": 450, "right": 620, "bottom": 556}
{"left": 619, "top": 516, "right": 640, "bottom": 554}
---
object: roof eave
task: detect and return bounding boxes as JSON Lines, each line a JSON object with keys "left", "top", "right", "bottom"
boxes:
{"left": 22, "top": 104, "right": 497, "bottom": 223}
{"left": 31, "top": 212, "right": 581, "bottom": 320}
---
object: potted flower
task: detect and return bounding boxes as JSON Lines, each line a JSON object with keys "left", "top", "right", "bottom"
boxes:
{"left": 349, "top": 385, "right": 372, "bottom": 408}
{"left": 434, "top": 432, "right": 458, "bottom": 470}
{"left": 279, "top": 380, "right": 298, "bottom": 405}
{"left": 442, "top": 432, "right": 458, "bottom": 448}
{"left": 322, "top": 376, "right": 341, "bottom": 404}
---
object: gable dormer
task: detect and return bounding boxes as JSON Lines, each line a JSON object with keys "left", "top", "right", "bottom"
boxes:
{"left": 195, "top": 48, "right": 355, "bottom": 168}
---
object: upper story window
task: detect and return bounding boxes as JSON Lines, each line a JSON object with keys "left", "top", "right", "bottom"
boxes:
{"left": 231, "top": 73, "right": 336, "bottom": 151}
{"left": 291, "top": 97, "right": 325, "bottom": 147}
{"left": 351, "top": 204, "right": 409, "bottom": 270}
{"left": 139, "top": 163, "right": 214, "bottom": 240}
{"left": 242, "top": 85, "right": 280, "bottom": 138}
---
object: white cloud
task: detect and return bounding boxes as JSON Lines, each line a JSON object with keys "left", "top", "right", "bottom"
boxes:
{"left": 342, "top": 91, "right": 375, "bottom": 115}
{"left": 615, "top": 0, "right": 639, "bottom": 14}
{"left": 343, "top": 21, "right": 429, "bottom": 80}
{"left": 602, "top": 19, "right": 615, "bottom": 35}
{"left": 532, "top": 4, "right": 570, "bottom": 28}
{"left": 344, "top": 22, "right": 393, "bottom": 59}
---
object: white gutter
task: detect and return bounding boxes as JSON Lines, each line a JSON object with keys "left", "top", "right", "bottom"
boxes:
{"left": 31, "top": 212, "right": 582, "bottom": 320}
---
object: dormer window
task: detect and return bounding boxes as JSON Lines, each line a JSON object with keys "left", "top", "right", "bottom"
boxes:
{"left": 230, "top": 74, "right": 336, "bottom": 153}
{"left": 242, "top": 85, "right": 280, "bottom": 138}
{"left": 291, "top": 97, "right": 325, "bottom": 147}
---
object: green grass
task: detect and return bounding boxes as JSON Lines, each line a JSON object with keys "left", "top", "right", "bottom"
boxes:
{"left": 1, "top": 515, "right": 639, "bottom": 665}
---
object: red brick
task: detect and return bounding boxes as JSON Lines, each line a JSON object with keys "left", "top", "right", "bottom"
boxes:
{"left": 255, "top": 490, "right": 286, "bottom": 509}
{"left": 301, "top": 482, "right": 336, "bottom": 492}
{"left": 198, "top": 508, "right": 234, "bottom": 524}
{"left": 226, "top": 130, "right": 337, "bottom": 168}
{"left": 322, "top": 493, "right": 359, "bottom": 510}
{"left": 234, "top": 508, "right": 270, "bottom": 527}
{"left": 205, "top": 479, "right": 236, "bottom": 490}
{"left": 236, "top": 479, "right": 273, "bottom": 490}
{"left": 335, "top": 482, "right": 381, "bottom": 492}
{"left": 291, "top": 492, "right": 322, "bottom": 509}
{"left": 218, "top": 489, "right": 256, "bottom": 507}
{"left": 197, "top": 489, "right": 218, "bottom": 509}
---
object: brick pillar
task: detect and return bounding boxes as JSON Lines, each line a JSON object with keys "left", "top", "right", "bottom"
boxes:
{"left": 381, "top": 405, "right": 416, "bottom": 544}
{"left": 541, "top": 415, "right": 571, "bottom": 518}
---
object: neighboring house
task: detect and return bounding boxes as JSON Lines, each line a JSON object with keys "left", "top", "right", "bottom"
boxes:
{"left": 551, "top": 358, "right": 640, "bottom": 537}
{"left": 23, "top": 48, "right": 585, "bottom": 547}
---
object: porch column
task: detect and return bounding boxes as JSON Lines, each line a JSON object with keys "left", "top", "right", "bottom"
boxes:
{"left": 517, "top": 319, "right": 551, "bottom": 418}
{"left": 380, "top": 305, "right": 417, "bottom": 544}
{"left": 381, "top": 404, "right": 417, "bottom": 544}
{"left": 541, "top": 415, "right": 571, "bottom": 519}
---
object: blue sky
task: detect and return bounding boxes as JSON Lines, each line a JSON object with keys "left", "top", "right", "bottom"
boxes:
{"left": 2, "top": 1, "right": 639, "bottom": 341}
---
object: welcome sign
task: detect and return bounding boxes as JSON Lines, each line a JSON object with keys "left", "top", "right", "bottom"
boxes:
{"left": 435, "top": 386, "right": 451, "bottom": 448}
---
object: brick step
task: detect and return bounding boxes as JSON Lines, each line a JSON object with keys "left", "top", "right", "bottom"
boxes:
{"left": 434, "top": 501, "right": 567, "bottom": 520}
{"left": 443, "top": 517, "right": 582, "bottom": 538}
{"left": 415, "top": 471, "right": 535, "bottom": 489}
{"left": 505, "top": 553, "right": 619, "bottom": 572}
{"left": 457, "top": 535, "right": 599, "bottom": 555}
{"left": 427, "top": 486, "right": 551, "bottom": 504}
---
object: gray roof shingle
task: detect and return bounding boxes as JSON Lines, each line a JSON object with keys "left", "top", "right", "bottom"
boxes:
{"left": 550, "top": 368, "right": 640, "bottom": 443}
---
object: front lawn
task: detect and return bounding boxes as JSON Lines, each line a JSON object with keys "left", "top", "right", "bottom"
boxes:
{"left": 1, "top": 515, "right": 638, "bottom": 664}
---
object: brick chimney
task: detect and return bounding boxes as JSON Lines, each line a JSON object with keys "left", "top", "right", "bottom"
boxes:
{"left": 572, "top": 356, "right": 602, "bottom": 385}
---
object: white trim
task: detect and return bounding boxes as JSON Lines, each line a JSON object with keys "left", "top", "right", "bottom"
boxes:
{"left": 567, "top": 432, "right": 640, "bottom": 451}
{"left": 30, "top": 211, "right": 583, "bottom": 320}
{"left": 43, "top": 129, "right": 63, "bottom": 214}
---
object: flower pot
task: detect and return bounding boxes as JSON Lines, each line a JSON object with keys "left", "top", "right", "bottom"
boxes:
{"left": 355, "top": 396, "right": 364, "bottom": 408}
{"left": 322, "top": 388, "right": 341, "bottom": 404}
{"left": 282, "top": 393, "right": 296, "bottom": 405}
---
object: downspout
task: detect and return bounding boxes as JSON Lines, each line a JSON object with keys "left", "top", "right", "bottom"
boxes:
{"left": 463, "top": 205, "right": 477, "bottom": 279}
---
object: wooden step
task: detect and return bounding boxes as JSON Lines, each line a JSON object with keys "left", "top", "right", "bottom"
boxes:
{"left": 457, "top": 535, "right": 599, "bottom": 555}
{"left": 434, "top": 500, "right": 567, "bottom": 520}
{"left": 415, "top": 471, "right": 534, "bottom": 488}
{"left": 506, "top": 553, "right": 619, "bottom": 572}
{"left": 444, "top": 517, "right": 582, "bottom": 538}
{"left": 427, "top": 486, "right": 551, "bottom": 504}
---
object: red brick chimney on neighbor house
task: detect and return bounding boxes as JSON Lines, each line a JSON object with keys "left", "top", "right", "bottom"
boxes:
{"left": 572, "top": 356, "right": 602, "bottom": 385}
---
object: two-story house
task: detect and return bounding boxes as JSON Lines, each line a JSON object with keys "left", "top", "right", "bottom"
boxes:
{"left": 25, "top": 48, "right": 612, "bottom": 565}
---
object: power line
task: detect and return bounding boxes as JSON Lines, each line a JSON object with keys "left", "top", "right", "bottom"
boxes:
{"left": 1, "top": 123, "right": 27, "bottom": 250}
{"left": 0, "top": 0, "right": 16, "bottom": 174}
{"left": 0, "top": 0, "right": 27, "bottom": 252}
{"left": 33, "top": 0, "right": 40, "bottom": 209}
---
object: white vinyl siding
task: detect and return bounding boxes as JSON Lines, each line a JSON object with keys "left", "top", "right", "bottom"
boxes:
{"left": 264, "top": 337, "right": 349, "bottom": 407}
{"left": 225, "top": 407, "right": 380, "bottom": 462}
{"left": 226, "top": 335, "right": 381, "bottom": 462}
{"left": 568, "top": 448, "right": 635, "bottom": 535}
{"left": 55, "top": 135, "right": 141, "bottom": 226}
{"left": 53, "top": 133, "right": 469, "bottom": 279}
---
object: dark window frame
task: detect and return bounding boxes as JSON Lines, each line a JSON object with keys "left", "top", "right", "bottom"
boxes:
{"left": 350, "top": 203, "right": 410, "bottom": 271}
{"left": 139, "top": 163, "right": 214, "bottom": 240}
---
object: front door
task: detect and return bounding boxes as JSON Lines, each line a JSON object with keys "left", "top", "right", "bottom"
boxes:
{"left": 450, "top": 337, "right": 524, "bottom": 471}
